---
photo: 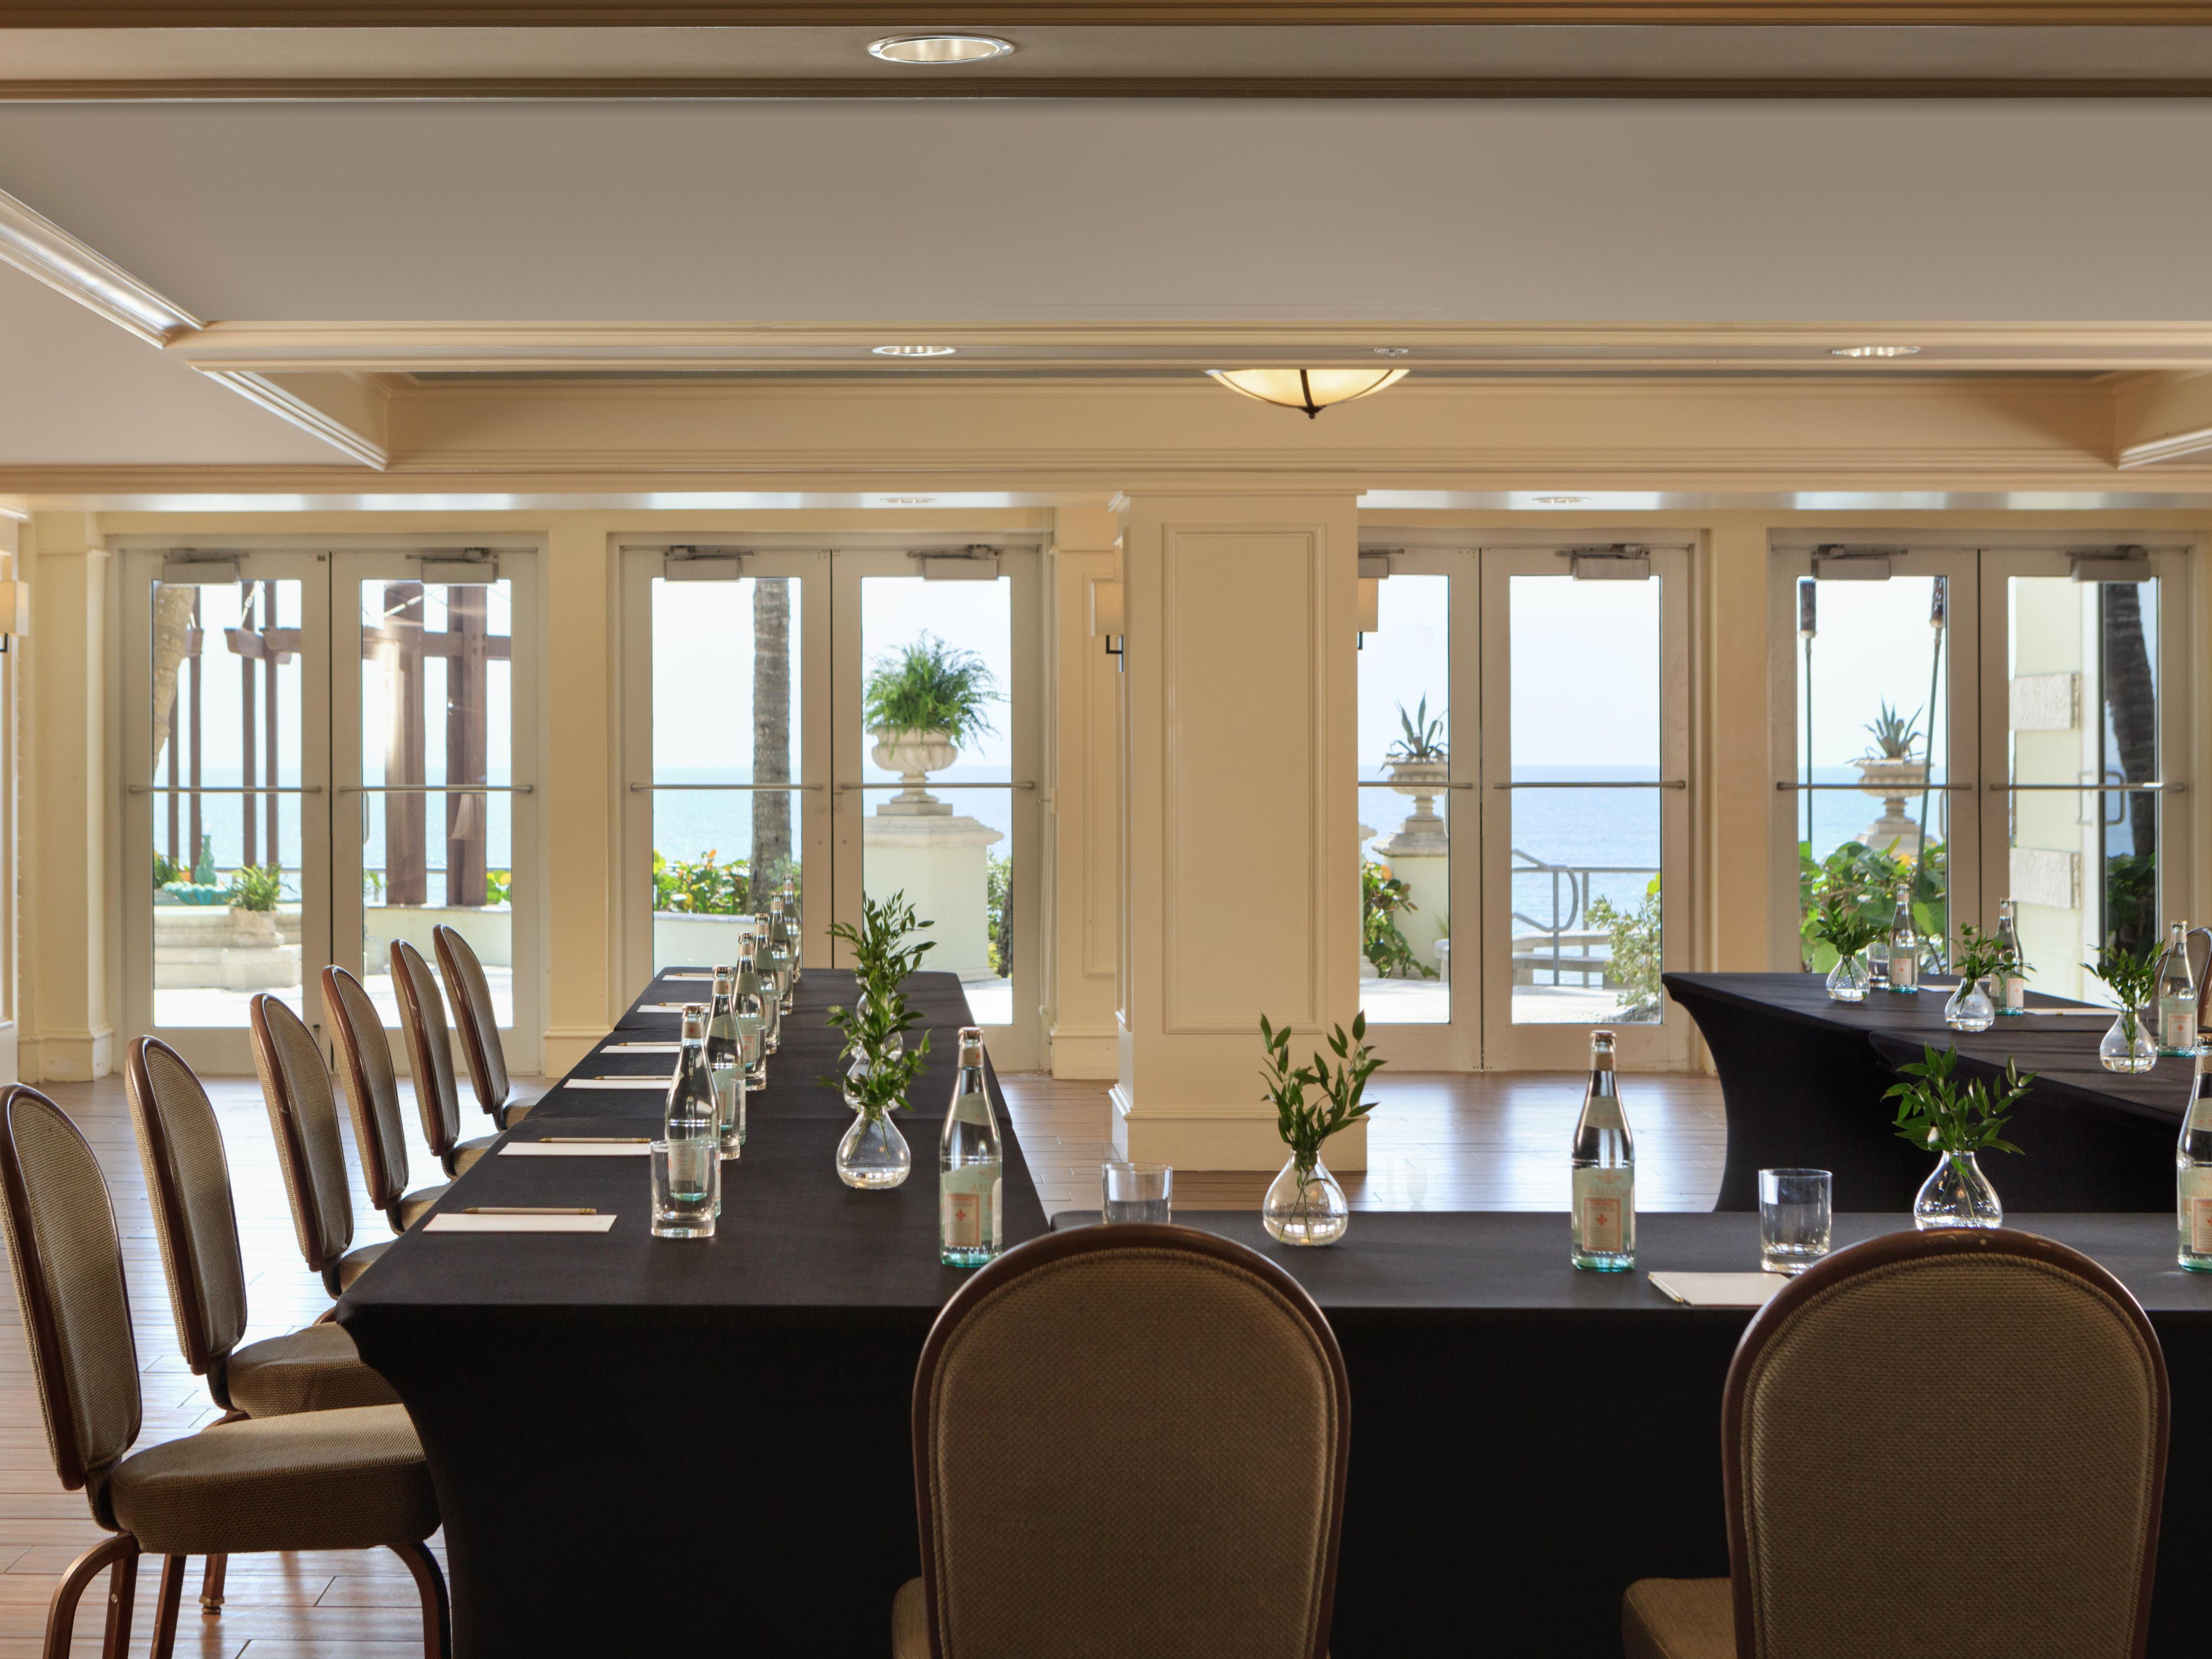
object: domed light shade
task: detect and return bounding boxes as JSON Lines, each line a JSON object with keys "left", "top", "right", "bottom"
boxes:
{"left": 1207, "top": 367, "right": 1408, "bottom": 419}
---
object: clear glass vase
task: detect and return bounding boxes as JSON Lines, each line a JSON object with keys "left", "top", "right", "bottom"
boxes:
{"left": 1824, "top": 951, "right": 1871, "bottom": 1003}
{"left": 1262, "top": 1155, "right": 1350, "bottom": 1247}
{"left": 1914, "top": 1150, "right": 2002, "bottom": 1230}
{"left": 2100, "top": 1007, "right": 2158, "bottom": 1075}
{"left": 1943, "top": 976, "right": 1996, "bottom": 1033}
{"left": 836, "top": 1105, "right": 911, "bottom": 1190}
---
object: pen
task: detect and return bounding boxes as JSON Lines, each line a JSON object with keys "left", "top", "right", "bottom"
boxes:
{"left": 463, "top": 1206, "right": 598, "bottom": 1215}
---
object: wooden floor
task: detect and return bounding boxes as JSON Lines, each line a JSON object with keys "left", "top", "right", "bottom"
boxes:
{"left": 0, "top": 1063, "right": 1719, "bottom": 1655}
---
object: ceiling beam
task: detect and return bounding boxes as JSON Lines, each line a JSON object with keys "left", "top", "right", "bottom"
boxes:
{"left": 2114, "top": 371, "right": 2212, "bottom": 468}
{"left": 2, "top": 3, "right": 2210, "bottom": 21}
{"left": 193, "top": 370, "right": 391, "bottom": 469}
{"left": 0, "top": 188, "right": 197, "bottom": 346}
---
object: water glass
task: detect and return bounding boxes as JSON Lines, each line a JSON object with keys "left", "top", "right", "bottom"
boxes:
{"left": 1102, "top": 1162, "right": 1173, "bottom": 1225}
{"left": 651, "top": 1138, "right": 719, "bottom": 1239}
{"left": 1759, "top": 1167, "right": 1832, "bottom": 1275}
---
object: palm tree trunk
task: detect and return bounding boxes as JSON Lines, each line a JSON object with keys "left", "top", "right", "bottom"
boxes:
{"left": 750, "top": 579, "right": 792, "bottom": 900}
{"left": 2102, "top": 583, "right": 2158, "bottom": 857}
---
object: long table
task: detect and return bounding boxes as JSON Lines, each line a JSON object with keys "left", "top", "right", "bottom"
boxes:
{"left": 1665, "top": 971, "right": 2194, "bottom": 1212}
{"left": 338, "top": 968, "right": 1048, "bottom": 1659}
{"left": 1049, "top": 1208, "right": 2212, "bottom": 1659}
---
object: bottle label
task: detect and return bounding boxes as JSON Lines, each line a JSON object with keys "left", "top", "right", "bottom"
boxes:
{"left": 2184, "top": 1169, "right": 2212, "bottom": 1254}
{"left": 943, "top": 1187, "right": 984, "bottom": 1249}
{"left": 1574, "top": 1167, "right": 1633, "bottom": 1253}
{"left": 2001, "top": 973, "right": 2028, "bottom": 1012}
{"left": 2161, "top": 1000, "right": 2198, "bottom": 1053}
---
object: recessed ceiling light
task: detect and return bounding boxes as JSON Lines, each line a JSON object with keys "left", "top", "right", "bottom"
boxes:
{"left": 1830, "top": 345, "right": 1922, "bottom": 358}
{"left": 872, "top": 345, "right": 958, "bottom": 357}
{"left": 1373, "top": 347, "right": 1410, "bottom": 357}
{"left": 1533, "top": 495, "right": 1590, "bottom": 505}
{"left": 880, "top": 497, "right": 936, "bottom": 505}
{"left": 868, "top": 34, "right": 1015, "bottom": 65}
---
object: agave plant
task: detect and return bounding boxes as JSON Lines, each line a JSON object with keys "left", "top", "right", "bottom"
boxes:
{"left": 1861, "top": 701, "right": 1923, "bottom": 763}
{"left": 1387, "top": 696, "right": 1448, "bottom": 764}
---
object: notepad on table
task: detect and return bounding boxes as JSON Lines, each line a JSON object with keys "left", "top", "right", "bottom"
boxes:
{"left": 636, "top": 1003, "right": 691, "bottom": 1013}
{"left": 425, "top": 1213, "right": 617, "bottom": 1234}
{"left": 1648, "top": 1271, "right": 1786, "bottom": 1308}
{"left": 661, "top": 973, "right": 716, "bottom": 982}
{"left": 565, "top": 1076, "right": 671, "bottom": 1091}
{"left": 604, "top": 1042, "right": 679, "bottom": 1053}
{"left": 502, "top": 1141, "right": 652, "bottom": 1157}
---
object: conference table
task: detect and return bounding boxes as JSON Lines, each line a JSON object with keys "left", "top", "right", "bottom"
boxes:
{"left": 1666, "top": 971, "right": 2196, "bottom": 1213}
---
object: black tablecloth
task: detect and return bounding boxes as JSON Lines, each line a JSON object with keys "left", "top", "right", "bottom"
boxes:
{"left": 1666, "top": 971, "right": 2195, "bottom": 1212}
{"left": 338, "top": 968, "right": 1047, "bottom": 1659}
{"left": 1050, "top": 1208, "right": 2212, "bottom": 1659}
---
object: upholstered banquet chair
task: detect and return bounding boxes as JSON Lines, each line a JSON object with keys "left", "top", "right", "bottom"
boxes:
{"left": 251, "top": 992, "right": 392, "bottom": 1296}
{"left": 897, "top": 1224, "right": 1349, "bottom": 1659}
{"left": 0, "top": 1084, "right": 450, "bottom": 1659}
{"left": 434, "top": 922, "right": 526, "bottom": 1129}
{"left": 325, "top": 963, "right": 450, "bottom": 1232}
{"left": 392, "top": 939, "right": 495, "bottom": 1177}
{"left": 1624, "top": 1227, "right": 2168, "bottom": 1659}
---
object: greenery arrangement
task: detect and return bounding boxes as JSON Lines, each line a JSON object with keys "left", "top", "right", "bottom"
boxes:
{"left": 1587, "top": 875, "right": 1664, "bottom": 1021}
{"left": 1798, "top": 837, "right": 1948, "bottom": 973}
{"left": 225, "top": 863, "right": 285, "bottom": 912}
{"left": 1260, "top": 1010, "right": 1384, "bottom": 1176}
{"left": 1386, "top": 696, "right": 1447, "bottom": 764}
{"left": 2085, "top": 936, "right": 2162, "bottom": 1016}
{"left": 1886, "top": 1043, "right": 2030, "bottom": 1159}
{"left": 1950, "top": 923, "right": 2010, "bottom": 988}
{"left": 1809, "top": 890, "right": 1887, "bottom": 962}
{"left": 653, "top": 849, "right": 749, "bottom": 916}
{"left": 862, "top": 633, "right": 1000, "bottom": 746}
{"left": 825, "top": 891, "right": 936, "bottom": 1119}
{"left": 985, "top": 852, "right": 1013, "bottom": 978}
{"left": 1361, "top": 861, "right": 1434, "bottom": 979}
{"left": 1861, "top": 701, "right": 1924, "bottom": 763}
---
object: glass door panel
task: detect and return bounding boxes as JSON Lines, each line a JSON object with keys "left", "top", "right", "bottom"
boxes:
{"left": 1481, "top": 547, "right": 1689, "bottom": 1068}
{"left": 1358, "top": 572, "right": 1453, "bottom": 1027}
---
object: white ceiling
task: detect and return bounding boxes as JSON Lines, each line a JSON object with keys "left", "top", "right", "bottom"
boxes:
{"left": 0, "top": 100, "right": 2210, "bottom": 325}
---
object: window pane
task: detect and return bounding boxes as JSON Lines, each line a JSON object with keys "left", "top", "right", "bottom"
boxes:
{"left": 2006, "top": 575, "right": 2159, "bottom": 1000}
{"left": 150, "top": 578, "right": 304, "bottom": 1027}
{"left": 650, "top": 576, "right": 802, "bottom": 974}
{"left": 859, "top": 575, "right": 1011, "bottom": 1025}
{"left": 1510, "top": 574, "right": 1664, "bottom": 1025}
{"left": 1793, "top": 574, "right": 1954, "bottom": 978}
{"left": 359, "top": 580, "right": 514, "bottom": 1026}
{"left": 1358, "top": 573, "right": 1451, "bottom": 1024}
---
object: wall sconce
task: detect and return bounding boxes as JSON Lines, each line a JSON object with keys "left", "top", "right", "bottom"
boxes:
{"left": 1089, "top": 578, "right": 1124, "bottom": 665}
{"left": 1357, "top": 577, "right": 1381, "bottom": 638}
{"left": 0, "top": 578, "right": 28, "bottom": 653}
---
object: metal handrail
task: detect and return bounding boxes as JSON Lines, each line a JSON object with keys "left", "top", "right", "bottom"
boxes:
{"left": 1508, "top": 849, "right": 1660, "bottom": 985}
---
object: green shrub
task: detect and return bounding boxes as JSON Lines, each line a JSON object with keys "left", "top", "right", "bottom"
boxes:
{"left": 1587, "top": 875, "right": 1663, "bottom": 1020}
{"left": 1362, "top": 862, "right": 1434, "bottom": 979}
{"left": 985, "top": 853, "right": 1012, "bottom": 978}
{"left": 225, "top": 864, "right": 285, "bottom": 912}
{"left": 862, "top": 633, "right": 1000, "bottom": 745}
{"left": 653, "top": 849, "right": 748, "bottom": 916}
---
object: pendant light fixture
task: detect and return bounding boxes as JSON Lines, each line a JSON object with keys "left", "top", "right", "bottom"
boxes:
{"left": 1207, "top": 367, "right": 1408, "bottom": 419}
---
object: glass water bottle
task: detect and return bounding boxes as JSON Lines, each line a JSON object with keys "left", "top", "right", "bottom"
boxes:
{"left": 1570, "top": 1030, "right": 1635, "bottom": 1271}
{"left": 766, "top": 898, "right": 796, "bottom": 1015}
{"left": 2180, "top": 1052, "right": 2212, "bottom": 1271}
{"left": 1887, "top": 881, "right": 1919, "bottom": 992}
{"left": 1994, "top": 898, "right": 2027, "bottom": 1013}
{"left": 731, "top": 937, "right": 769, "bottom": 1091}
{"left": 705, "top": 966, "right": 747, "bottom": 1156}
{"left": 780, "top": 877, "right": 802, "bottom": 982}
{"left": 2157, "top": 920, "right": 2199, "bottom": 1057}
{"left": 664, "top": 1006, "right": 723, "bottom": 1219}
{"left": 938, "top": 1027, "right": 1005, "bottom": 1268}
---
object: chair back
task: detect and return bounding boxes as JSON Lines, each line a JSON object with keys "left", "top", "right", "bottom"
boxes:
{"left": 434, "top": 923, "right": 509, "bottom": 1123}
{"left": 0, "top": 1087, "right": 140, "bottom": 1516}
{"left": 912, "top": 1224, "right": 1348, "bottom": 1659}
{"left": 123, "top": 1037, "right": 249, "bottom": 1384}
{"left": 323, "top": 963, "right": 414, "bottom": 1212}
{"left": 249, "top": 992, "right": 356, "bottom": 1285}
{"left": 391, "top": 940, "right": 463, "bottom": 1161}
{"left": 1724, "top": 1227, "right": 2167, "bottom": 1659}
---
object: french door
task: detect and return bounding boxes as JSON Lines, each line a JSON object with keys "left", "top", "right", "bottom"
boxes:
{"left": 122, "top": 545, "right": 540, "bottom": 1074}
{"left": 1356, "top": 541, "right": 1693, "bottom": 1071}
{"left": 619, "top": 543, "right": 1043, "bottom": 1067}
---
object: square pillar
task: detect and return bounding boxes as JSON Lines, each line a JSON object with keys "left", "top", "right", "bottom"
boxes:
{"left": 540, "top": 520, "right": 618, "bottom": 1075}
{"left": 1112, "top": 490, "right": 1365, "bottom": 1171}
{"left": 1046, "top": 504, "right": 1122, "bottom": 1081}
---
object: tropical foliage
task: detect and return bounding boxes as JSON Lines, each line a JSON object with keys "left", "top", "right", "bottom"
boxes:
{"left": 225, "top": 863, "right": 285, "bottom": 912}
{"left": 1798, "top": 837, "right": 1948, "bottom": 973}
{"left": 653, "top": 849, "right": 748, "bottom": 916}
{"left": 1361, "top": 861, "right": 1433, "bottom": 979}
{"left": 862, "top": 633, "right": 1001, "bottom": 745}
{"left": 985, "top": 852, "right": 1013, "bottom": 978}
{"left": 1387, "top": 696, "right": 1447, "bottom": 764}
{"left": 1260, "top": 1011, "right": 1384, "bottom": 1175}
{"left": 1586, "top": 875, "right": 1663, "bottom": 1021}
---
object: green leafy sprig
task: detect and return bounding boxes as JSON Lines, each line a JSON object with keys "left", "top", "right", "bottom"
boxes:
{"left": 825, "top": 891, "right": 937, "bottom": 1119}
{"left": 1260, "top": 1012, "right": 1385, "bottom": 1173}
{"left": 1811, "top": 892, "right": 1886, "bottom": 961}
{"left": 2085, "top": 937, "right": 2161, "bottom": 1015}
{"left": 1950, "top": 924, "right": 2007, "bottom": 987}
{"left": 1885, "top": 1044, "right": 2030, "bottom": 1158}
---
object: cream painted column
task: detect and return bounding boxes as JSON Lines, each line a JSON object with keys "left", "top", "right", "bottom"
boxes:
{"left": 1702, "top": 515, "right": 1778, "bottom": 976}
{"left": 1047, "top": 506, "right": 1121, "bottom": 1080}
{"left": 0, "top": 517, "right": 20, "bottom": 1084}
{"left": 540, "top": 519, "right": 619, "bottom": 1074}
{"left": 1113, "top": 490, "right": 1364, "bottom": 1171}
{"left": 22, "top": 513, "right": 111, "bottom": 1081}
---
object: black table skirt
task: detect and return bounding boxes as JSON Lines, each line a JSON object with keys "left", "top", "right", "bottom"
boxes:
{"left": 1051, "top": 1208, "right": 2212, "bottom": 1659}
{"left": 1666, "top": 971, "right": 2194, "bottom": 1213}
{"left": 339, "top": 968, "right": 1047, "bottom": 1659}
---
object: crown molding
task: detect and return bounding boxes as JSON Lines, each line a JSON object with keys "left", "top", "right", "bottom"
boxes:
{"left": 197, "top": 370, "right": 390, "bottom": 469}
{"left": 0, "top": 188, "right": 198, "bottom": 346}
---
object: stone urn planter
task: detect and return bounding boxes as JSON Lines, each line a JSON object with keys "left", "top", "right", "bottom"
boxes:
{"left": 869, "top": 729, "right": 959, "bottom": 818}
{"left": 1381, "top": 758, "right": 1449, "bottom": 854}
{"left": 1854, "top": 756, "right": 1927, "bottom": 857}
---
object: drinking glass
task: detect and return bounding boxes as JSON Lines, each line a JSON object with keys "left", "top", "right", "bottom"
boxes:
{"left": 1102, "top": 1162, "right": 1173, "bottom": 1224}
{"left": 651, "top": 1138, "right": 719, "bottom": 1239}
{"left": 1759, "top": 1167, "right": 1832, "bottom": 1274}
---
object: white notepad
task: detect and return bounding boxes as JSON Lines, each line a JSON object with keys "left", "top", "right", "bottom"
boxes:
{"left": 661, "top": 973, "right": 716, "bottom": 982}
{"left": 604, "top": 1042, "right": 679, "bottom": 1053}
{"left": 636, "top": 1003, "right": 692, "bottom": 1013}
{"left": 1648, "top": 1271, "right": 1787, "bottom": 1308}
{"left": 424, "top": 1213, "right": 617, "bottom": 1234}
{"left": 501, "top": 1142, "right": 652, "bottom": 1157}
{"left": 564, "top": 1077, "right": 671, "bottom": 1091}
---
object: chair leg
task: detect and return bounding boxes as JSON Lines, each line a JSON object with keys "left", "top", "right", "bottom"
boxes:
{"left": 391, "top": 1540, "right": 451, "bottom": 1659}
{"left": 197, "top": 1549, "right": 229, "bottom": 1613}
{"left": 42, "top": 1535, "right": 135, "bottom": 1659}
{"left": 98, "top": 1546, "right": 139, "bottom": 1659}
{"left": 150, "top": 1556, "right": 185, "bottom": 1659}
